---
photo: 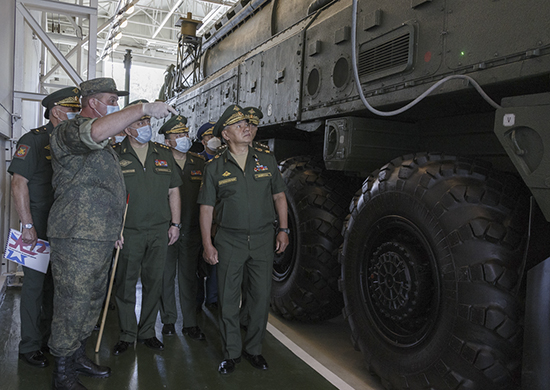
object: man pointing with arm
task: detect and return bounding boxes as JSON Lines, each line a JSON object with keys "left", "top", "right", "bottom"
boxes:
{"left": 47, "top": 78, "right": 176, "bottom": 390}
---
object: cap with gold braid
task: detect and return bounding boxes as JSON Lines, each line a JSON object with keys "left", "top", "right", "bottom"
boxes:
{"left": 125, "top": 99, "right": 150, "bottom": 120}
{"left": 212, "top": 104, "right": 246, "bottom": 137}
{"left": 197, "top": 121, "right": 215, "bottom": 139}
{"left": 242, "top": 106, "right": 263, "bottom": 125}
{"left": 41, "top": 87, "right": 81, "bottom": 119}
{"left": 158, "top": 115, "right": 189, "bottom": 137}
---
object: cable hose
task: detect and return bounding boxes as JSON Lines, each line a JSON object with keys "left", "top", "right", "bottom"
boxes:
{"left": 351, "top": 0, "right": 502, "bottom": 116}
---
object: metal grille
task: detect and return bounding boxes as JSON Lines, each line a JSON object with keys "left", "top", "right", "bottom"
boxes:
{"left": 358, "top": 32, "right": 410, "bottom": 78}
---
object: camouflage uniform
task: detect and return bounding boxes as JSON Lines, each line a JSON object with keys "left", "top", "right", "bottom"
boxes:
{"left": 47, "top": 116, "right": 126, "bottom": 357}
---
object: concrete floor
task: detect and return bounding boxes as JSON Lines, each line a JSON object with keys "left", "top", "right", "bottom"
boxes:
{"left": 0, "top": 284, "right": 383, "bottom": 390}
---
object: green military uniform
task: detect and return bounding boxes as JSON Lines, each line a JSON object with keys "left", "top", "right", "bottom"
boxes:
{"left": 160, "top": 151, "right": 205, "bottom": 328}
{"left": 113, "top": 138, "right": 182, "bottom": 342}
{"left": 48, "top": 116, "right": 127, "bottom": 357}
{"left": 197, "top": 144, "right": 286, "bottom": 359}
{"left": 8, "top": 122, "right": 55, "bottom": 355}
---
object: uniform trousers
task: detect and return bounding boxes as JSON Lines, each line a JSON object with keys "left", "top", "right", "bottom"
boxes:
{"left": 160, "top": 230, "right": 202, "bottom": 328}
{"left": 48, "top": 238, "right": 114, "bottom": 357}
{"left": 115, "top": 227, "right": 167, "bottom": 342}
{"left": 215, "top": 227, "right": 274, "bottom": 359}
{"left": 19, "top": 210, "right": 54, "bottom": 354}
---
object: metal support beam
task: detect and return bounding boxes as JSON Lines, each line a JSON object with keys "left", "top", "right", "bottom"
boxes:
{"left": 151, "top": 0, "right": 184, "bottom": 39}
{"left": 16, "top": 2, "right": 83, "bottom": 85}
{"left": 88, "top": 0, "right": 98, "bottom": 78}
{"left": 42, "top": 18, "right": 112, "bottom": 81}
{"left": 21, "top": 0, "right": 97, "bottom": 18}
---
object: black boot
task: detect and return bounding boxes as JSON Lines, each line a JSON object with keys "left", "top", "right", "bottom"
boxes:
{"left": 73, "top": 338, "right": 111, "bottom": 378}
{"left": 52, "top": 355, "right": 87, "bottom": 390}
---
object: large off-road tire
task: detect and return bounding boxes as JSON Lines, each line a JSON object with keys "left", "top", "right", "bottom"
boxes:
{"left": 341, "top": 153, "right": 528, "bottom": 390}
{"left": 271, "top": 156, "right": 360, "bottom": 322}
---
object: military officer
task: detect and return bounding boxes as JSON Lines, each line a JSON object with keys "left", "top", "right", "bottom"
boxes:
{"left": 8, "top": 87, "right": 80, "bottom": 369}
{"left": 197, "top": 121, "right": 221, "bottom": 160}
{"left": 239, "top": 106, "right": 267, "bottom": 329}
{"left": 195, "top": 121, "right": 219, "bottom": 310}
{"left": 242, "top": 106, "right": 263, "bottom": 146}
{"left": 47, "top": 78, "right": 176, "bottom": 390}
{"left": 158, "top": 115, "right": 207, "bottom": 340}
{"left": 112, "top": 100, "right": 183, "bottom": 356}
{"left": 198, "top": 104, "right": 289, "bottom": 374}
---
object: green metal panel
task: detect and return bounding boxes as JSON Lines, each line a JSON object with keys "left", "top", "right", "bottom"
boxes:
{"left": 494, "top": 93, "right": 550, "bottom": 221}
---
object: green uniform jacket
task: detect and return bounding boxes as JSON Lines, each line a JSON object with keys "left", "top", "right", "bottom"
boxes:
{"left": 177, "top": 152, "right": 205, "bottom": 234}
{"left": 197, "top": 145, "right": 286, "bottom": 232}
{"left": 8, "top": 122, "right": 54, "bottom": 221}
{"left": 114, "top": 138, "right": 182, "bottom": 230}
{"left": 48, "top": 116, "right": 126, "bottom": 241}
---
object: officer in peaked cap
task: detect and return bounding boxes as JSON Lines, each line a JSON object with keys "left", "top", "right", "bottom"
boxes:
{"left": 42, "top": 87, "right": 81, "bottom": 120}
{"left": 198, "top": 103, "right": 289, "bottom": 375}
{"left": 242, "top": 106, "right": 263, "bottom": 126}
{"left": 197, "top": 121, "right": 221, "bottom": 160}
{"left": 158, "top": 115, "right": 209, "bottom": 341}
{"left": 46, "top": 77, "right": 176, "bottom": 388}
{"left": 212, "top": 104, "right": 247, "bottom": 138}
{"left": 242, "top": 106, "right": 268, "bottom": 149}
{"left": 112, "top": 102, "right": 183, "bottom": 356}
{"left": 8, "top": 86, "right": 80, "bottom": 370}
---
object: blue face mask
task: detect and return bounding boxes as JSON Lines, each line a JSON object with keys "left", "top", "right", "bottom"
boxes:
{"left": 94, "top": 99, "right": 120, "bottom": 117}
{"left": 115, "top": 135, "right": 125, "bottom": 143}
{"left": 174, "top": 136, "right": 192, "bottom": 153}
{"left": 66, "top": 111, "right": 79, "bottom": 120}
{"left": 133, "top": 125, "right": 152, "bottom": 144}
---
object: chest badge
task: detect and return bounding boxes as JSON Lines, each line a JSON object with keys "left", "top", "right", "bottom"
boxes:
{"left": 222, "top": 171, "right": 231, "bottom": 177}
{"left": 190, "top": 170, "right": 202, "bottom": 176}
{"left": 155, "top": 159, "right": 168, "bottom": 167}
{"left": 119, "top": 159, "right": 132, "bottom": 167}
{"left": 253, "top": 155, "right": 269, "bottom": 172}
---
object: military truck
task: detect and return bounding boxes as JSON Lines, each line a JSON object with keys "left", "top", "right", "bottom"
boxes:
{"left": 164, "top": 0, "right": 550, "bottom": 388}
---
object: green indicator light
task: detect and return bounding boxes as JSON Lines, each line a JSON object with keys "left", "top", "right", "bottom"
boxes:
{"left": 461, "top": 51, "right": 465, "bottom": 56}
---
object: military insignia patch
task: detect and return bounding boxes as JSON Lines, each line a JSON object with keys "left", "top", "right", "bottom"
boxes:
{"left": 190, "top": 170, "right": 202, "bottom": 176}
{"left": 222, "top": 171, "right": 231, "bottom": 177}
{"left": 14, "top": 145, "right": 30, "bottom": 159}
{"left": 45, "top": 145, "right": 50, "bottom": 150}
{"left": 155, "top": 159, "right": 168, "bottom": 167}
{"left": 119, "top": 159, "right": 132, "bottom": 167}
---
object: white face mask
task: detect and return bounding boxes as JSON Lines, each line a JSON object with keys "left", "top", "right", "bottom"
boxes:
{"left": 174, "top": 136, "right": 192, "bottom": 153}
{"left": 94, "top": 99, "right": 120, "bottom": 117}
{"left": 132, "top": 125, "right": 152, "bottom": 144}
{"left": 206, "top": 137, "right": 221, "bottom": 151}
{"left": 66, "top": 111, "right": 79, "bottom": 120}
{"left": 115, "top": 135, "right": 126, "bottom": 143}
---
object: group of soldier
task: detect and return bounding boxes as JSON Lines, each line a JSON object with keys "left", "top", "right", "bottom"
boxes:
{"left": 9, "top": 77, "right": 289, "bottom": 390}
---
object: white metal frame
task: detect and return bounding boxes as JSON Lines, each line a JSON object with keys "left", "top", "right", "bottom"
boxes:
{"left": 12, "top": 0, "right": 98, "bottom": 141}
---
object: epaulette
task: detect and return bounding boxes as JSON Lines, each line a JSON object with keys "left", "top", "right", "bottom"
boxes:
{"left": 216, "top": 144, "right": 228, "bottom": 155}
{"left": 31, "top": 125, "right": 48, "bottom": 135}
{"left": 206, "top": 149, "right": 224, "bottom": 164}
{"left": 153, "top": 141, "right": 171, "bottom": 150}
{"left": 189, "top": 151, "right": 205, "bottom": 160}
{"left": 254, "top": 145, "right": 271, "bottom": 154}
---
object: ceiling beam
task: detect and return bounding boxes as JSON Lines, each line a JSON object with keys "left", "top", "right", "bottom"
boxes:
{"left": 151, "top": 0, "right": 185, "bottom": 39}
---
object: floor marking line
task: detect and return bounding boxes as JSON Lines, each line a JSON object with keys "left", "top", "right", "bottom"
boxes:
{"left": 267, "top": 322, "right": 356, "bottom": 390}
